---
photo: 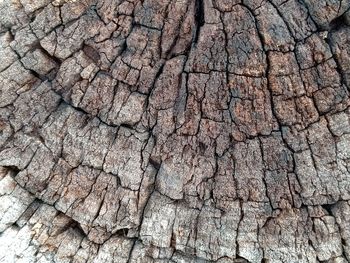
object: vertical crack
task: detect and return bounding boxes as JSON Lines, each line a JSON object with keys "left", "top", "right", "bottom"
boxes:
{"left": 193, "top": 0, "right": 205, "bottom": 44}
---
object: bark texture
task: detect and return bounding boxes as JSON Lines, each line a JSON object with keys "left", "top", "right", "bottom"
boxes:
{"left": 1, "top": 0, "right": 350, "bottom": 262}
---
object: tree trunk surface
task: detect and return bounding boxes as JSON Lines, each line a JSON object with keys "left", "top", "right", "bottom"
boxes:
{"left": 0, "top": 0, "right": 350, "bottom": 262}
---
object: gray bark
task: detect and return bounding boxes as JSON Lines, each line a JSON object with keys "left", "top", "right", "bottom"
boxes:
{"left": 0, "top": 0, "right": 350, "bottom": 262}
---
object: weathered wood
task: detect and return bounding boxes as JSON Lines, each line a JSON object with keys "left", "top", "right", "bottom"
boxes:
{"left": 0, "top": 0, "right": 350, "bottom": 262}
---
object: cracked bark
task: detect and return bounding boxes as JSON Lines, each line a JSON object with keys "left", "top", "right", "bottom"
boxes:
{"left": 0, "top": 0, "right": 350, "bottom": 262}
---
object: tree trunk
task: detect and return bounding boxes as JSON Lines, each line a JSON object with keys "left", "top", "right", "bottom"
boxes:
{"left": 1, "top": 0, "right": 350, "bottom": 262}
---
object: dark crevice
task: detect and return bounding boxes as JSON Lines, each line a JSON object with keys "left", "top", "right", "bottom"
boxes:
{"left": 115, "top": 228, "right": 129, "bottom": 237}
{"left": 3, "top": 165, "right": 20, "bottom": 175}
{"left": 119, "top": 41, "right": 128, "bottom": 55}
{"left": 149, "top": 158, "right": 161, "bottom": 170}
{"left": 233, "top": 255, "right": 253, "bottom": 263}
{"left": 342, "top": 238, "right": 347, "bottom": 246}
{"left": 51, "top": 212, "right": 87, "bottom": 237}
{"left": 126, "top": 239, "right": 137, "bottom": 263}
{"left": 33, "top": 42, "right": 62, "bottom": 65}
{"left": 321, "top": 203, "right": 335, "bottom": 215}
{"left": 329, "top": 12, "right": 349, "bottom": 31}
{"left": 193, "top": 0, "right": 205, "bottom": 44}
{"left": 120, "top": 123, "right": 134, "bottom": 130}
{"left": 28, "top": 69, "right": 48, "bottom": 82}
{"left": 154, "top": 62, "right": 165, "bottom": 81}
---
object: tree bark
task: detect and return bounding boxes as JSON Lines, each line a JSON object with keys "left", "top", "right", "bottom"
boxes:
{"left": 0, "top": 0, "right": 350, "bottom": 262}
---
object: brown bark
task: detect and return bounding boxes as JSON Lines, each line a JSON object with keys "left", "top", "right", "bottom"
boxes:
{"left": 0, "top": 0, "right": 350, "bottom": 262}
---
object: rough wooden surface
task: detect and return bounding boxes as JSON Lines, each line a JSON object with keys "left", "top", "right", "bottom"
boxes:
{"left": 0, "top": 0, "right": 350, "bottom": 262}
